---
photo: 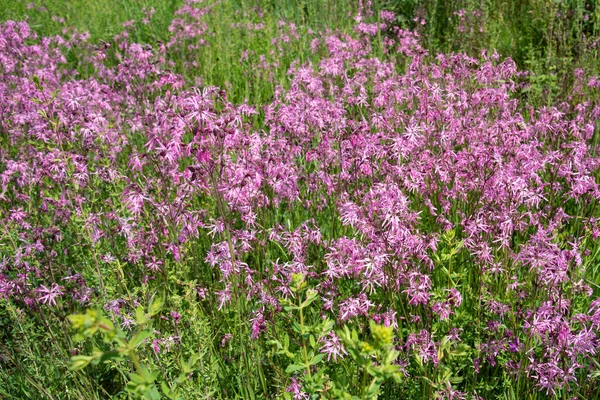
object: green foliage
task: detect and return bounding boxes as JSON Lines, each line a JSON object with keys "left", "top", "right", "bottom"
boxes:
{"left": 5, "top": 0, "right": 600, "bottom": 107}
{"left": 68, "top": 299, "right": 163, "bottom": 399}
{"left": 67, "top": 296, "right": 204, "bottom": 400}
{"left": 378, "top": 0, "right": 600, "bottom": 106}
{"left": 269, "top": 273, "right": 333, "bottom": 396}
{"left": 2, "top": 1, "right": 600, "bottom": 399}
{"left": 335, "top": 322, "right": 404, "bottom": 399}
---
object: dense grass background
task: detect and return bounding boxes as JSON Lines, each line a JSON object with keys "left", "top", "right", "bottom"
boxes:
{"left": 2, "top": 0, "right": 599, "bottom": 105}
{"left": 0, "top": 0, "right": 362, "bottom": 104}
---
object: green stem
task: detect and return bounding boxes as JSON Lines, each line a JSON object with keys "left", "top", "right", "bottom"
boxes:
{"left": 129, "top": 348, "right": 144, "bottom": 376}
{"left": 298, "top": 294, "right": 312, "bottom": 380}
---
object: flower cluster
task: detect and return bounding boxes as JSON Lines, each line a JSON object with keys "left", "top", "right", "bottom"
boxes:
{"left": 2, "top": 2, "right": 600, "bottom": 398}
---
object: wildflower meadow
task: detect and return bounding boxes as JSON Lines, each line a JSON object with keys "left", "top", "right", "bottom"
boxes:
{"left": 2, "top": 0, "right": 600, "bottom": 399}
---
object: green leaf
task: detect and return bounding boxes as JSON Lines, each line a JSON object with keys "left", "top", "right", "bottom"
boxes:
{"left": 381, "top": 364, "right": 400, "bottom": 376}
{"left": 383, "top": 349, "right": 400, "bottom": 365}
{"left": 147, "top": 385, "right": 161, "bottom": 400}
{"left": 69, "top": 355, "right": 94, "bottom": 371}
{"left": 444, "top": 229, "right": 455, "bottom": 243}
{"left": 136, "top": 305, "right": 150, "bottom": 325}
{"left": 148, "top": 294, "right": 164, "bottom": 316}
{"left": 310, "top": 353, "right": 326, "bottom": 366}
{"left": 309, "top": 335, "right": 316, "bottom": 349}
{"left": 125, "top": 381, "right": 141, "bottom": 393}
{"left": 364, "top": 379, "right": 383, "bottom": 399}
{"left": 183, "top": 354, "right": 199, "bottom": 373}
{"left": 449, "top": 344, "right": 470, "bottom": 357}
{"left": 283, "top": 334, "right": 290, "bottom": 349}
{"left": 140, "top": 365, "right": 158, "bottom": 383}
{"left": 175, "top": 373, "right": 187, "bottom": 384}
{"left": 129, "top": 330, "right": 153, "bottom": 349}
{"left": 291, "top": 320, "right": 304, "bottom": 334}
{"left": 246, "top": 384, "right": 256, "bottom": 400}
{"left": 129, "top": 373, "right": 146, "bottom": 385}
{"left": 300, "top": 289, "right": 318, "bottom": 308}
{"left": 161, "top": 382, "right": 172, "bottom": 396}
{"left": 98, "top": 350, "right": 121, "bottom": 364}
{"left": 285, "top": 364, "right": 306, "bottom": 374}
{"left": 320, "top": 319, "right": 334, "bottom": 334}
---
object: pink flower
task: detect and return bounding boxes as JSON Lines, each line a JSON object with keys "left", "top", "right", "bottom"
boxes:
{"left": 319, "top": 332, "right": 347, "bottom": 362}
{"left": 221, "top": 333, "right": 233, "bottom": 347}
{"left": 250, "top": 309, "right": 266, "bottom": 340}
{"left": 36, "top": 283, "right": 64, "bottom": 306}
{"left": 285, "top": 378, "right": 309, "bottom": 400}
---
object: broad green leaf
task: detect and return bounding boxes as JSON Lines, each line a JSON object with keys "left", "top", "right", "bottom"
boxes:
{"left": 69, "top": 355, "right": 94, "bottom": 371}
{"left": 309, "top": 334, "right": 316, "bottom": 348}
{"left": 161, "top": 382, "right": 172, "bottom": 396}
{"left": 98, "top": 350, "right": 121, "bottom": 364}
{"left": 148, "top": 294, "right": 164, "bottom": 316}
{"left": 285, "top": 364, "right": 306, "bottom": 374}
{"left": 129, "top": 329, "right": 153, "bottom": 349}
{"left": 310, "top": 353, "right": 326, "bottom": 366}
{"left": 147, "top": 385, "right": 161, "bottom": 400}
{"left": 140, "top": 365, "right": 158, "bottom": 383}
{"left": 129, "top": 373, "right": 146, "bottom": 385}
{"left": 136, "top": 305, "right": 150, "bottom": 325}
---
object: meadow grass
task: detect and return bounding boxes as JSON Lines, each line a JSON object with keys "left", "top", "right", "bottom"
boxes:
{"left": 3, "top": 0, "right": 599, "bottom": 106}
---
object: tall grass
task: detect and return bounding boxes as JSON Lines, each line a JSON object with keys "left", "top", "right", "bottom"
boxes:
{"left": 3, "top": 0, "right": 600, "bottom": 105}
